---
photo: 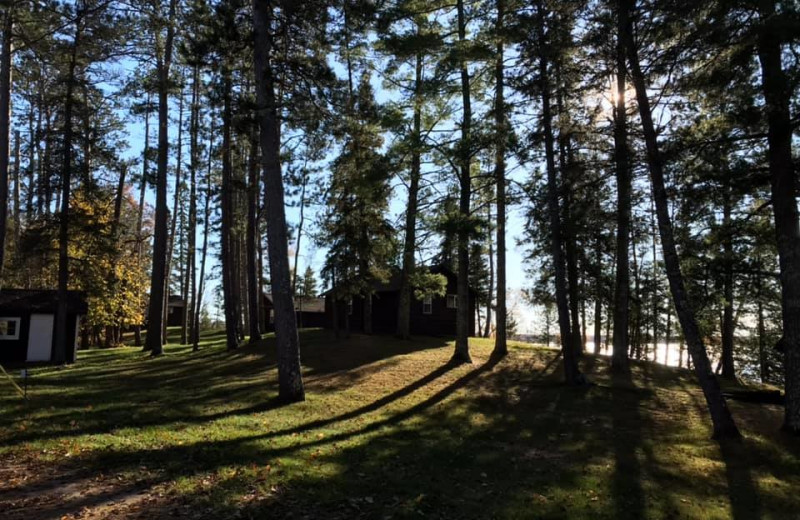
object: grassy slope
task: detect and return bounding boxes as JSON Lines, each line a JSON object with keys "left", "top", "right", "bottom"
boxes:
{"left": 0, "top": 328, "right": 798, "bottom": 519}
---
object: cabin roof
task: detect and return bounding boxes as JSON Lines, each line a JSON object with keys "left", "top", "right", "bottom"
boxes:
{"left": 321, "top": 264, "right": 474, "bottom": 296}
{"left": 0, "top": 289, "right": 88, "bottom": 314}
{"left": 263, "top": 294, "right": 326, "bottom": 313}
{"left": 167, "top": 295, "right": 186, "bottom": 307}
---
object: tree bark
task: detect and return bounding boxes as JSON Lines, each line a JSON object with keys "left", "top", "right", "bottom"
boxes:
{"left": 396, "top": 47, "right": 423, "bottom": 340}
{"left": 163, "top": 87, "right": 184, "bottom": 343}
{"left": 144, "top": 0, "right": 177, "bottom": 356}
{"left": 290, "top": 160, "right": 308, "bottom": 331}
{"left": 12, "top": 130, "right": 19, "bottom": 248}
{"left": 593, "top": 236, "right": 603, "bottom": 354}
{"left": 631, "top": 226, "right": 642, "bottom": 359}
{"left": 757, "top": 269, "right": 768, "bottom": 382}
{"left": 650, "top": 191, "right": 659, "bottom": 362}
{"left": 253, "top": 0, "right": 304, "bottom": 402}
{"left": 0, "top": 8, "right": 12, "bottom": 276}
{"left": 246, "top": 125, "right": 262, "bottom": 343}
{"left": 54, "top": 6, "right": 82, "bottom": 365}
{"left": 536, "top": 1, "right": 581, "bottom": 384}
{"left": 133, "top": 93, "right": 151, "bottom": 348}
{"left": 184, "top": 66, "right": 200, "bottom": 346}
{"left": 220, "top": 69, "right": 240, "bottom": 351}
{"left": 611, "top": 0, "right": 631, "bottom": 372}
{"left": 623, "top": 0, "right": 739, "bottom": 438}
{"left": 485, "top": 203, "right": 494, "bottom": 338}
{"left": 721, "top": 180, "right": 735, "bottom": 378}
{"left": 755, "top": 0, "right": 800, "bottom": 433}
{"left": 493, "top": 0, "right": 507, "bottom": 356}
{"left": 453, "top": 0, "right": 472, "bottom": 363}
{"left": 25, "top": 100, "right": 35, "bottom": 219}
{"left": 664, "top": 304, "right": 672, "bottom": 365}
{"left": 193, "top": 119, "right": 213, "bottom": 350}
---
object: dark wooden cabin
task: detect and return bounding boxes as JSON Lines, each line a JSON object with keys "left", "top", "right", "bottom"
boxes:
{"left": 261, "top": 294, "right": 327, "bottom": 332}
{"left": 0, "top": 289, "right": 88, "bottom": 365}
{"left": 166, "top": 295, "right": 186, "bottom": 327}
{"left": 323, "top": 265, "right": 477, "bottom": 337}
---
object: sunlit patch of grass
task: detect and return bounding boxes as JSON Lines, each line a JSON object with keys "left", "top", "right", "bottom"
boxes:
{"left": 0, "top": 329, "right": 798, "bottom": 519}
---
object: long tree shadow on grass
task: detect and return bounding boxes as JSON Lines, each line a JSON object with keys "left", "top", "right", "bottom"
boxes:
{"left": 4, "top": 352, "right": 614, "bottom": 520}
{"left": 611, "top": 368, "right": 645, "bottom": 519}
{"left": 676, "top": 378, "right": 764, "bottom": 519}
{"left": 4, "top": 348, "right": 797, "bottom": 519}
{"left": 0, "top": 349, "right": 487, "bottom": 500}
{"left": 0, "top": 331, "right": 452, "bottom": 448}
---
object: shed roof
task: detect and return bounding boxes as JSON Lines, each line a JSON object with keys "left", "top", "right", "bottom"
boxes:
{"left": 0, "top": 289, "right": 88, "bottom": 314}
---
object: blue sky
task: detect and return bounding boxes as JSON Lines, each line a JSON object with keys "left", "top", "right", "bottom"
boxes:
{"left": 119, "top": 40, "right": 547, "bottom": 335}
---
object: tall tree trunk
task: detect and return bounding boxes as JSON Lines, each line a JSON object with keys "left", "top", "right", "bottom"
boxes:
{"left": 25, "top": 101, "right": 35, "bottom": 220}
{"left": 623, "top": 0, "right": 739, "bottom": 438}
{"left": 453, "top": 0, "right": 472, "bottom": 363}
{"left": 536, "top": 1, "right": 581, "bottom": 384}
{"left": 493, "top": 0, "right": 507, "bottom": 356}
{"left": 721, "top": 180, "right": 735, "bottom": 378}
{"left": 485, "top": 203, "right": 494, "bottom": 338}
{"left": 183, "top": 75, "right": 197, "bottom": 347}
{"left": 0, "top": 8, "right": 12, "bottom": 276}
{"left": 163, "top": 87, "right": 184, "bottom": 343}
{"left": 133, "top": 94, "right": 151, "bottom": 347}
{"left": 580, "top": 288, "right": 587, "bottom": 349}
{"left": 564, "top": 193, "right": 582, "bottom": 358}
{"left": 54, "top": 7, "right": 81, "bottom": 365}
{"left": 593, "top": 236, "right": 602, "bottom": 354}
{"left": 755, "top": 1, "right": 800, "bottom": 433}
{"left": 220, "top": 69, "right": 240, "bottom": 351}
{"left": 611, "top": 0, "right": 631, "bottom": 372}
{"left": 42, "top": 106, "right": 53, "bottom": 215}
{"left": 664, "top": 304, "right": 672, "bottom": 365}
{"left": 650, "top": 192, "right": 659, "bottom": 362}
{"left": 396, "top": 47, "right": 423, "bottom": 340}
{"left": 144, "top": 0, "right": 177, "bottom": 356}
{"left": 246, "top": 125, "right": 262, "bottom": 343}
{"left": 557, "top": 91, "right": 582, "bottom": 360}
{"left": 12, "top": 130, "right": 19, "bottom": 248}
{"left": 291, "top": 167, "right": 307, "bottom": 297}
{"left": 605, "top": 301, "right": 612, "bottom": 351}
{"left": 631, "top": 227, "right": 642, "bottom": 359}
{"left": 253, "top": 0, "right": 304, "bottom": 402}
{"left": 756, "top": 268, "right": 768, "bottom": 382}
{"left": 193, "top": 123, "right": 213, "bottom": 351}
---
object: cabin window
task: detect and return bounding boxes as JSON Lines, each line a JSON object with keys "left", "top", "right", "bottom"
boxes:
{"left": 422, "top": 296, "right": 433, "bottom": 315}
{"left": 446, "top": 294, "right": 458, "bottom": 309}
{"left": 0, "top": 317, "right": 21, "bottom": 340}
{"left": 269, "top": 310, "right": 274, "bottom": 324}
{"left": 347, "top": 298, "right": 353, "bottom": 315}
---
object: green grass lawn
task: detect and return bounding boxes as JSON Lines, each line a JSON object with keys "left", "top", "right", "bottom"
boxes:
{"left": 0, "top": 328, "right": 798, "bottom": 519}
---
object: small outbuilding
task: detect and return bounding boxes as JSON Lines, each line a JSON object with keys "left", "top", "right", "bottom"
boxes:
{"left": 261, "top": 294, "right": 327, "bottom": 332}
{"left": 0, "top": 289, "right": 88, "bottom": 365}
{"left": 166, "top": 295, "right": 187, "bottom": 327}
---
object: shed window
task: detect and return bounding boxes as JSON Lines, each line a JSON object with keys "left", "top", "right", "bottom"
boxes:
{"left": 0, "top": 318, "right": 21, "bottom": 340}
{"left": 446, "top": 294, "right": 458, "bottom": 309}
{"left": 422, "top": 296, "right": 432, "bottom": 315}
